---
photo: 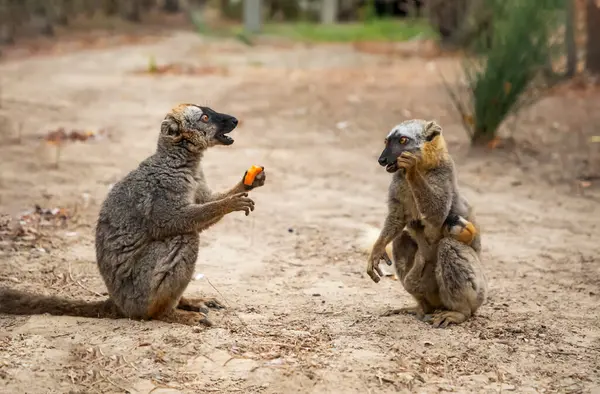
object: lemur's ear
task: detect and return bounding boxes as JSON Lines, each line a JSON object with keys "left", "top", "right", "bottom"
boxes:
{"left": 424, "top": 120, "right": 442, "bottom": 142}
{"left": 161, "top": 115, "right": 180, "bottom": 137}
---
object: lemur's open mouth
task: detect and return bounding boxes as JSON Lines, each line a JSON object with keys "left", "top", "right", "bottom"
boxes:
{"left": 215, "top": 131, "right": 234, "bottom": 146}
{"left": 386, "top": 163, "right": 399, "bottom": 173}
{"left": 213, "top": 115, "right": 238, "bottom": 146}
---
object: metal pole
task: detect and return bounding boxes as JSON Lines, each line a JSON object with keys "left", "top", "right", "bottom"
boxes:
{"left": 244, "top": 0, "right": 262, "bottom": 33}
{"left": 321, "top": 0, "right": 337, "bottom": 24}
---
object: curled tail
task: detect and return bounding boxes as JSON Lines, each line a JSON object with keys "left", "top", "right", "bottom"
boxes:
{"left": 0, "top": 287, "right": 122, "bottom": 319}
{"left": 358, "top": 225, "right": 393, "bottom": 258}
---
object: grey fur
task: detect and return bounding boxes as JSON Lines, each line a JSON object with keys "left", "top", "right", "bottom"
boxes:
{"left": 369, "top": 119, "right": 487, "bottom": 328}
{"left": 0, "top": 104, "right": 266, "bottom": 327}
{"left": 95, "top": 104, "right": 266, "bottom": 326}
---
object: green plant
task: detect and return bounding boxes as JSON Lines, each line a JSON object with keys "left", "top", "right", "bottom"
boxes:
{"left": 361, "top": 0, "right": 379, "bottom": 23}
{"left": 147, "top": 55, "right": 159, "bottom": 73}
{"left": 443, "top": 0, "right": 566, "bottom": 145}
{"left": 233, "top": 19, "right": 436, "bottom": 43}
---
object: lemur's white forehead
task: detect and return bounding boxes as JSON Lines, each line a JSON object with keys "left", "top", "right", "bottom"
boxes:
{"left": 169, "top": 103, "right": 204, "bottom": 119}
{"left": 172, "top": 105, "right": 204, "bottom": 126}
{"left": 183, "top": 105, "right": 203, "bottom": 118}
{"left": 386, "top": 119, "right": 427, "bottom": 139}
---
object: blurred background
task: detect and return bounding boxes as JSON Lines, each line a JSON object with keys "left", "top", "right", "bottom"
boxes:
{"left": 0, "top": 0, "right": 599, "bottom": 173}
{"left": 0, "top": 1, "right": 599, "bottom": 393}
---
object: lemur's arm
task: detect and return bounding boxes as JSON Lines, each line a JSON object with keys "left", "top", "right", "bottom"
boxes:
{"left": 194, "top": 167, "right": 265, "bottom": 204}
{"left": 395, "top": 122, "right": 454, "bottom": 230}
{"left": 373, "top": 201, "right": 406, "bottom": 258}
{"left": 367, "top": 194, "right": 407, "bottom": 283}
{"left": 404, "top": 165, "right": 453, "bottom": 230}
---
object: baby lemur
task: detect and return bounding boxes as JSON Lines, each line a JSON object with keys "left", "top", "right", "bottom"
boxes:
{"left": 367, "top": 119, "right": 487, "bottom": 328}
{"left": 0, "top": 104, "right": 265, "bottom": 327}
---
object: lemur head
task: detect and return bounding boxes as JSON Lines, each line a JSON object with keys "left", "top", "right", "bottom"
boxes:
{"left": 159, "top": 104, "right": 238, "bottom": 152}
{"left": 378, "top": 119, "right": 444, "bottom": 173}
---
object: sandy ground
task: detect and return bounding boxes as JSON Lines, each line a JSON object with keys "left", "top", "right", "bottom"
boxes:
{"left": 0, "top": 29, "right": 599, "bottom": 394}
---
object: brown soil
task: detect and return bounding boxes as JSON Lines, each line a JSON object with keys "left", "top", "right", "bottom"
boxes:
{"left": 0, "top": 29, "right": 599, "bottom": 394}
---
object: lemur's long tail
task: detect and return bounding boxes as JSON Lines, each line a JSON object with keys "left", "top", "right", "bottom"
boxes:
{"left": 0, "top": 287, "right": 121, "bottom": 318}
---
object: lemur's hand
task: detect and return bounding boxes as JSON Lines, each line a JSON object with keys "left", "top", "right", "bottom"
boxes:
{"left": 221, "top": 192, "right": 255, "bottom": 216}
{"left": 367, "top": 244, "right": 392, "bottom": 283}
{"left": 397, "top": 151, "right": 420, "bottom": 173}
{"left": 242, "top": 166, "right": 266, "bottom": 190}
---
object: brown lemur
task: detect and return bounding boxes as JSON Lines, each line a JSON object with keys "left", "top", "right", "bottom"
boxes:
{"left": 0, "top": 104, "right": 266, "bottom": 327}
{"left": 366, "top": 119, "right": 487, "bottom": 328}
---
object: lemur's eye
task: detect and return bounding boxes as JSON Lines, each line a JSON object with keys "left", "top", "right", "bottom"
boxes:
{"left": 200, "top": 114, "right": 209, "bottom": 123}
{"left": 399, "top": 136, "right": 408, "bottom": 144}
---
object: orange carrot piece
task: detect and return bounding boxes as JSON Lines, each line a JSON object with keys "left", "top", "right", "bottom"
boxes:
{"left": 244, "top": 165, "right": 263, "bottom": 186}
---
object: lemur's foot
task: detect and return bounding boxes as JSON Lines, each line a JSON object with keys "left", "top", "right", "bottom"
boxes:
{"left": 160, "top": 309, "right": 213, "bottom": 327}
{"left": 430, "top": 311, "right": 468, "bottom": 328}
{"left": 178, "top": 297, "right": 225, "bottom": 315}
{"left": 381, "top": 305, "right": 424, "bottom": 320}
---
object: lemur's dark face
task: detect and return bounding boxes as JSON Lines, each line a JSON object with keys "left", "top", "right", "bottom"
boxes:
{"left": 183, "top": 105, "right": 239, "bottom": 146}
{"left": 161, "top": 104, "right": 239, "bottom": 151}
{"left": 378, "top": 121, "right": 424, "bottom": 173}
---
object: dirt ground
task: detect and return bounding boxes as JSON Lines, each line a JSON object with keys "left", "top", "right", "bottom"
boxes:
{"left": 0, "top": 26, "right": 599, "bottom": 394}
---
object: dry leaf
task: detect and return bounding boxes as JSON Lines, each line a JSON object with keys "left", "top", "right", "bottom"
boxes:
{"left": 487, "top": 137, "right": 502, "bottom": 150}
{"left": 463, "top": 114, "right": 474, "bottom": 126}
{"left": 45, "top": 128, "right": 68, "bottom": 145}
{"left": 504, "top": 82, "right": 512, "bottom": 95}
{"left": 1, "top": 205, "right": 73, "bottom": 251}
{"left": 44, "top": 128, "right": 106, "bottom": 145}
{"left": 137, "top": 63, "right": 229, "bottom": 77}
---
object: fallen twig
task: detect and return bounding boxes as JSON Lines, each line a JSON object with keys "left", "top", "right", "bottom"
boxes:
{"left": 68, "top": 262, "right": 104, "bottom": 297}
{"left": 204, "top": 276, "right": 253, "bottom": 334}
{"left": 98, "top": 371, "right": 130, "bottom": 393}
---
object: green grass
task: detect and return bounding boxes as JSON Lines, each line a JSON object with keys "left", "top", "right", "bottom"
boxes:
{"left": 196, "top": 18, "right": 438, "bottom": 44}
{"left": 253, "top": 19, "right": 437, "bottom": 42}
